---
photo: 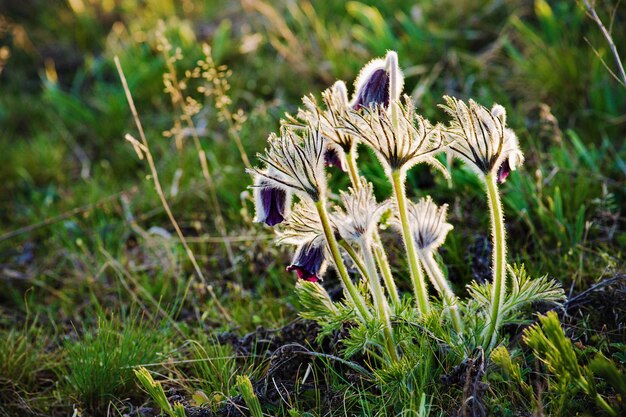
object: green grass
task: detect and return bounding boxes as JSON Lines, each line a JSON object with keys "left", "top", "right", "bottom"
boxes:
{"left": 0, "top": 0, "right": 625, "bottom": 415}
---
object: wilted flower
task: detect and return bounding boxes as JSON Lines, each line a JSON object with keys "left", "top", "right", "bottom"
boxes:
{"left": 252, "top": 174, "right": 291, "bottom": 226}
{"left": 406, "top": 196, "right": 453, "bottom": 254}
{"left": 250, "top": 124, "right": 327, "bottom": 201}
{"left": 344, "top": 97, "right": 449, "bottom": 175}
{"left": 334, "top": 177, "right": 389, "bottom": 245}
{"left": 278, "top": 201, "right": 329, "bottom": 282}
{"left": 440, "top": 96, "right": 524, "bottom": 183}
{"left": 351, "top": 51, "right": 404, "bottom": 110}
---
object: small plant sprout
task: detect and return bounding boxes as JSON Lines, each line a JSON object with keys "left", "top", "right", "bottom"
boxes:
{"left": 440, "top": 96, "right": 524, "bottom": 349}
{"left": 406, "top": 197, "right": 462, "bottom": 333}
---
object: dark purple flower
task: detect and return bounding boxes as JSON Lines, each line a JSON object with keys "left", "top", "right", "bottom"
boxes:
{"left": 324, "top": 147, "right": 347, "bottom": 172}
{"left": 497, "top": 159, "right": 511, "bottom": 184}
{"left": 352, "top": 68, "right": 390, "bottom": 111}
{"left": 286, "top": 240, "right": 325, "bottom": 282}
{"left": 254, "top": 178, "right": 290, "bottom": 226}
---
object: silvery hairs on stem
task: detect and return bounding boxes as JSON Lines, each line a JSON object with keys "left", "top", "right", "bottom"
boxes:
{"left": 406, "top": 196, "right": 453, "bottom": 255}
{"left": 343, "top": 96, "right": 451, "bottom": 177}
{"left": 277, "top": 201, "right": 329, "bottom": 282}
{"left": 334, "top": 177, "right": 390, "bottom": 246}
{"left": 249, "top": 123, "right": 327, "bottom": 203}
{"left": 440, "top": 96, "right": 524, "bottom": 183}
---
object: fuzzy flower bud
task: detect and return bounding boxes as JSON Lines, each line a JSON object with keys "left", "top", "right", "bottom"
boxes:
{"left": 351, "top": 51, "right": 404, "bottom": 110}
{"left": 440, "top": 96, "right": 524, "bottom": 183}
{"left": 253, "top": 174, "right": 291, "bottom": 226}
{"left": 405, "top": 196, "right": 453, "bottom": 254}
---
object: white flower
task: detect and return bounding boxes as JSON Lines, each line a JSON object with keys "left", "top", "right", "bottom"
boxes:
{"left": 334, "top": 177, "right": 389, "bottom": 245}
{"left": 250, "top": 124, "right": 327, "bottom": 201}
{"left": 440, "top": 96, "right": 524, "bottom": 183}
{"left": 343, "top": 96, "right": 450, "bottom": 175}
{"left": 406, "top": 196, "right": 453, "bottom": 254}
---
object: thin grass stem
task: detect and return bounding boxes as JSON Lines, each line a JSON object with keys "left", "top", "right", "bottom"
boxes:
{"left": 115, "top": 56, "right": 231, "bottom": 321}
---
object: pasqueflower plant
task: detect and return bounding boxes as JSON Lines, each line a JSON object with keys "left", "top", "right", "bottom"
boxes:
{"left": 249, "top": 51, "right": 564, "bottom": 364}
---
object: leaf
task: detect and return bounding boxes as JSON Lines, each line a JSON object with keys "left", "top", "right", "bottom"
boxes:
{"left": 500, "top": 264, "right": 565, "bottom": 321}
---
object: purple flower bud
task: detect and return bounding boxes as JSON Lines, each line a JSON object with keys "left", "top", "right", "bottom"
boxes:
{"left": 254, "top": 177, "right": 290, "bottom": 226}
{"left": 286, "top": 240, "right": 325, "bottom": 282}
{"left": 352, "top": 68, "right": 390, "bottom": 110}
{"left": 324, "top": 147, "right": 347, "bottom": 172}
{"left": 350, "top": 51, "right": 403, "bottom": 110}
{"left": 497, "top": 159, "right": 511, "bottom": 184}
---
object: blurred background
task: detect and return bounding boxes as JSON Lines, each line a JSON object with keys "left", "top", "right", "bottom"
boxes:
{"left": 0, "top": 0, "right": 624, "bottom": 415}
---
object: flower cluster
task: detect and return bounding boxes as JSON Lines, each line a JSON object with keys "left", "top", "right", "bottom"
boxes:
{"left": 248, "top": 51, "right": 561, "bottom": 362}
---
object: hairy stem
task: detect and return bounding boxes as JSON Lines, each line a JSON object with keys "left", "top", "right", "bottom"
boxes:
{"left": 361, "top": 241, "right": 398, "bottom": 362}
{"left": 391, "top": 170, "right": 430, "bottom": 314}
{"left": 483, "top": 172, "right": 506, "bottom": 349}
{"left": 346, "top": 148, "right": 400, "bottom": 306}
{"left": 339, "top": 240, "right": 368, "bottom": 281}
{"left": 420, "top": 251, "right": 463, "bottom": 334}
{"left": 372, "top": 239, "right": 400, "bottom": 306}
{"left": 315, "top": 200, "right": 371, "bottom": 320}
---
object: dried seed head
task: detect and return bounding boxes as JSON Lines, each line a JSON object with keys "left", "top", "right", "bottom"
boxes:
{"left": 250, "top": 124, "right": 327, "bottom": 201}
{"left": 351, "top": 51, "right": 403, "bottom": 110}
{"left": 440, "top": 96, "right": 524, "bottom": 182}
{"left": 406, "top": 196, "right": 453, "bottom": 253}
{"left": 343, "top": 96, "right": 450, "bottom": 176}
{"left": 334, "top": 177, "right": 389, "bottom": 245}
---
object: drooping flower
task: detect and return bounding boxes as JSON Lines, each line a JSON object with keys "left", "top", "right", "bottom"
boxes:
{"left": 323, "top": 144, "right": 347, "bottom": 172}
{"left": 334, "top": 177, "right": 389, "bottom": 246}
{"left": 405, "top": 196, "right": 453, "bottom": 254}
{"left": 286, "top": 240, "right": 326, "bottom": 282}
{"left": 278, "top": 201, "right": 330, "bottom": 282}
{"left": 343, "top": 96, "right": 450, "bottom": 176}
{"left": 249, "top": 124, "right": 327, "bottom": 202}
{"left": 252, "top": 174, "right": 291, "bottom": 226}
{"left": 440, "top": 96, "right": 524, "bottom": 183}
{"left": 351, "top": 51, "right": 404, "bottom": 110}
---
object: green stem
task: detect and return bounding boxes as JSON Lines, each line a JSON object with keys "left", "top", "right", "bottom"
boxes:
{"left": 339, "top": 240, "right": 368, "bottom": 281}
{"left": 483, "top": 172, "right": 506, "bottom": 349}
{"left": 361, "top": 241, "right": 398, "bottom": 362}
{"left": 346, "top": 148, "right": 399, "bottom": 307}
{"left": 391, "top": 170, "right": 430, "bottom": 314}
{"left": 372, "top": 237, "right": 400, "bottom": 306}
{"left": 420, "top": 251, "right": 463, "bottom": 334}
{"left": 346, "top": 146, "right": 361, "bottom": 188}
{"left": 315, "top": 200, "right": 371, "bottom": 321}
